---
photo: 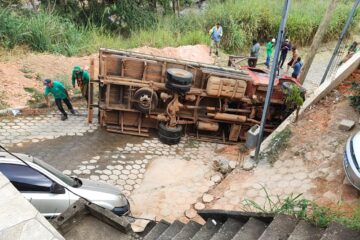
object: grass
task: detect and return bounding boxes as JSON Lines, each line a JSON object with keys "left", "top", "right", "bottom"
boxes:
{"left": 24, "top": 87, "right": 44, "bottom": 106}
{"left": 0, "top": 93, "right": 9, "bottom": 110}
{"left": 260, "top": 127, "right": 292, "bottom": 164}
{"left": 242, "top": 186, "right": 360, "bottom": 230}
{"left": 0, "top": 0, "right": 358, "bottom": 56}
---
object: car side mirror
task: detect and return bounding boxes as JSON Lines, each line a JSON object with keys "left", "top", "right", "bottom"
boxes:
{"left": 50, "top": 182, "right": 65, "bottom": 194}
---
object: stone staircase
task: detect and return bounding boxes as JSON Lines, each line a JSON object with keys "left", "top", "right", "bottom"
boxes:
{"left": 137, "top": 210, "right": 360, "bottom": 240}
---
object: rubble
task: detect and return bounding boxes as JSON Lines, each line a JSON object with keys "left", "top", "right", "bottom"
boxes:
{"left": 210, "top": 174, "right": 222, "bottom": 183}
{"left": 339, "top": 119, "right": 355, "bottom": 131}
{"left": 202, "top": 194, "right": 214, "bottom": 203}
{"left": 194, "top": 202, "right": 205, "bottom": 210}
{"left": 242, "top": 157, "right": 256, "bottom": 171}
{"left": 184, "top": 208, "right": 197, "bottom": 219}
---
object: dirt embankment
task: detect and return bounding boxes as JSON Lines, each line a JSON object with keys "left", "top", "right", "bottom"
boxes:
{"left": 0, "top": 45, "right": 213, "bottom": 108}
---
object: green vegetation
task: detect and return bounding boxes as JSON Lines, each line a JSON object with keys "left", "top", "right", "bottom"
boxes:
{"left": 284, "top": 84, "right": 305, "bottom": 122}
{"left": 0, "top": 0, "right": 358, "bottom": 56}
{"left": 260, "top": 127, "right": 292, "bottom": 164}
{"left": 349, "top": 82, "right": 360, "bottom": 112}
{"left": 242, "top": 187, "right": 360, "bottom": 230}
{"left": 24, "top": 87, "right": 44, "bottom": 106}
{"left": 0, "top": 93, "right": 9, "bottom": 110}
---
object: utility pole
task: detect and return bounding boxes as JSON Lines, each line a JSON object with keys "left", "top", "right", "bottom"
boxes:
{"left": 320, "top": 0, "right": 360, "bottom": 85}
{"left": 254, "top": 0, "right": 291, "bottom": 162}
{"left": 299, "top": 0, "right": 338, "bottom": 84}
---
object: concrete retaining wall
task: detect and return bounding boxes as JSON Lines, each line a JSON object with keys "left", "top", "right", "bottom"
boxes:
{"left": 0, "top": 173, "right": 64, "bottom": 240}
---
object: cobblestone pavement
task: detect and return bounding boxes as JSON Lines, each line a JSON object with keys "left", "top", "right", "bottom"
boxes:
{"left": 0, "top": 108, "right": 98, "bottom": 147}
{"left": 207, "top": 98, "right": 360, "bottom": 212}
{"left": 2, "top": 109, "right": 236, "bottom": 223}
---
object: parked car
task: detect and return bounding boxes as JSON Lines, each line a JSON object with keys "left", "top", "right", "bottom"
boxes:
{"left": 0, "top": 152, "right": 130, "bottom": 218}
{"left": 343, "top": 131, "right": 360, "bottom": 190}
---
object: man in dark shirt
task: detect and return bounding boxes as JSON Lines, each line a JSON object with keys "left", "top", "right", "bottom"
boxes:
{"left": 278, "top": 39, "right": 292, "bottom": 69}
{"left": 248, "top": 39, "right": 260, "bottom": 67}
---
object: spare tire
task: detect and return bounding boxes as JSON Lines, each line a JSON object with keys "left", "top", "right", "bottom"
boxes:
{"left": 167, "top": 68, "right": 193, "bottom": 85}
{"left": 165, "top": 81, "right": 191, "bottom": 93}
{"left": 158, "top": 122, "right": 182, "bottom": 145}
{"left": 133, "top": 88, "right": 158, "bottom": 113}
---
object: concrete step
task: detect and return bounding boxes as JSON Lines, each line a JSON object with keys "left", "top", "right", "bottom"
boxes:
{"left": 210, "top": 218, "right": 245, "bottom": 240}
{"left": 320, "top": 222, "right": 360, "bottom": 240}
{"left": 143, "top": 220, "right": 170, "bottom": 240}
{"left": 288, "top": 220, "right": 324, "bottom": 240}
{"left": 191, "top": 219, "right": 223, "bottom": 240}
{"left": 173, "top": 220, "right": 202, "bottom": 240}
{"left": 157, "top": 220, "right": 185, "bottom": 240}
{"left": 258, "top": 214, "right": 298, "bottom": 240}
{"left": 231, "top": 217, "right": 268, "bottom": 240}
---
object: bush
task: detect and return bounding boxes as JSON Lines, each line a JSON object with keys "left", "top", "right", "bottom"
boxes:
{"left": 0, "top": 0, "right": 358, "bottom": 56}
{"left": 349, "top": 82, "right": 360, "bottom": 112}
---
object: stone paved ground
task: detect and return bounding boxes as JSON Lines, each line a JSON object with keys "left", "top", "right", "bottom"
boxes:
{"left": 0, "top": 108, "right": 98, "bottom": 147}
{"left": 207, "top": 96, "right": 360, "bottom": 214}
{"left": 2, "top": 109, "right": 237, "bottom": 223}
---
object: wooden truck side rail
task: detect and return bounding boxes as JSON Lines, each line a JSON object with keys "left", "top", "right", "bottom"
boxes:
{"left": 92, "top": 48, "right": 294, "bottom": 143}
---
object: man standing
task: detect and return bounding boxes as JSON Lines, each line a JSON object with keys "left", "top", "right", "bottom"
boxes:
{"left": 292, "top": 57, "right": 304, "bottom": 81}
{"left": 265, "top": 38, "right": 276, "bottom": 68}
{"left": 278, "top": 38, "right": 292, "bottom": 69}
{"left": 248, "top": 39, "right": 260, "bottom": 67}
{"left": 44, "top": 79, "right": 75, "bottom": 121}
{"left": 286, "top": 46, "right": 299, "bottom": 72}
{"left": 72, "top": 65, "right": 90, "bottom": 101}
{"left": 209, "top": 22, "right": 223, "bottom": 56}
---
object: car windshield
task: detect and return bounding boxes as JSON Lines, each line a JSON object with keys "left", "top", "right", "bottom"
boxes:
{"left": 33, "top": 158, "right": 78, "bottom": 187}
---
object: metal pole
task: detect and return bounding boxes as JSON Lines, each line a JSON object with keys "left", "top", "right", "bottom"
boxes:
{"left": 320, "top": 0, "right": 360, "bottom": 85}
{"left": 254, "top": 0, "right": 291, "bottom": 162}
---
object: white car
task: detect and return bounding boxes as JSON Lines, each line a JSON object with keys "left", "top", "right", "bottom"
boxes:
{"left": 344, "top": 131, "right": 360, "bottom": 190}
{"left": 0, "top": 152, "right": 129, "bottom": 218}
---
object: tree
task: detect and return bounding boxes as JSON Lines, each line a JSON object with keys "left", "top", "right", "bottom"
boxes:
{"left": 299, "top": 0, "right": 338, "bottom": 84}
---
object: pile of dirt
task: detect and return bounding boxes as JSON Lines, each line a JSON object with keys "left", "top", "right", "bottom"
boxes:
{"left": 0, "top": 45, "right": 214, "bottom": 108}
{"left": 133, "top": 44, "right": 213, "bottom": 64}
{"left": 0, "top": 53, "right": 94, "bottom": 108}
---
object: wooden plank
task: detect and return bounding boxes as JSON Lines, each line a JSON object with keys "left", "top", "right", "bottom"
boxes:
{"left": 229, "top": 124, "right": 242, "bottom": 141}
{"left": 87, "top": 58, "right": 95, "bottom": 123}
{"left": 105, "top": 84, "right": 111, "bottom": 108}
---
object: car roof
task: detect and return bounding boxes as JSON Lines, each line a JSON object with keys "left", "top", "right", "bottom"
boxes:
{"left": 0, "top": 152, "right": 34, "bottom": 165}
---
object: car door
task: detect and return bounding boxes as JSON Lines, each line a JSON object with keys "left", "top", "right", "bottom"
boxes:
{"left": 0, "top": 163, "right": 70, "bottom": 218}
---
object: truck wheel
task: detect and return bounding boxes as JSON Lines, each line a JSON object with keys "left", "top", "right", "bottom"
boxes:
{"left": 165, "top": 81, "right": 191, "bottom": 93}
{"left": 133, "top": 88, "right": 158, "bottom": 113}
{"left": 167, "top": 68, "right": 193, "bottom": 85}
{"left": 158, "top": 122, "right": 182, "bottom": 145}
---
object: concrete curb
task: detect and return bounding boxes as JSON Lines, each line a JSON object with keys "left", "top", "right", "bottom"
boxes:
{"left": 251, "top": 52, "right": 360, "bottom": 159}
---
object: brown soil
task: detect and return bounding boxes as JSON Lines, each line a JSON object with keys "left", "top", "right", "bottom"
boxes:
{"left": 0, "top": 45, "right": 213, "bottom": 108}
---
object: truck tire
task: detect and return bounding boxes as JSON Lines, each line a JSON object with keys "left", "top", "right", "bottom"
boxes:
{"left": 167, "top": 68, "right": 193, "bottom": 85}
{"left": 133, "top": 88, "right": 158, "bottom": 113}
{"left": 158, "top": 122, "right": 182, "bottom": 145}
{"left": 165, "top": 81, "right": 191, "bottom": 93}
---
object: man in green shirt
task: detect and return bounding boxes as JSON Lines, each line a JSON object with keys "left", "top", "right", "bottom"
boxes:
{"left": 265, "top": 38, "right": 276, "bottom": 69}
{"left": 72, "top": 65, "right": 90, "bottom": 101}
{"left": 44, "top": 79, "right": 75, "bottom": 121}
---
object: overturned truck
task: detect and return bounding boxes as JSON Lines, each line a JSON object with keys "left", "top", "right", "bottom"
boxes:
{"left": 94, "top": 48, "right": 302, "bottom": 144}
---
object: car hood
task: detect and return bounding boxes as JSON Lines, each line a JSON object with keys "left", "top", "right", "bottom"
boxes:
{"left": 353, "top": 131, "right": 360, "bottom": 161}
{"left": 77, "top": 178, "right": 122, "bottom": 195}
